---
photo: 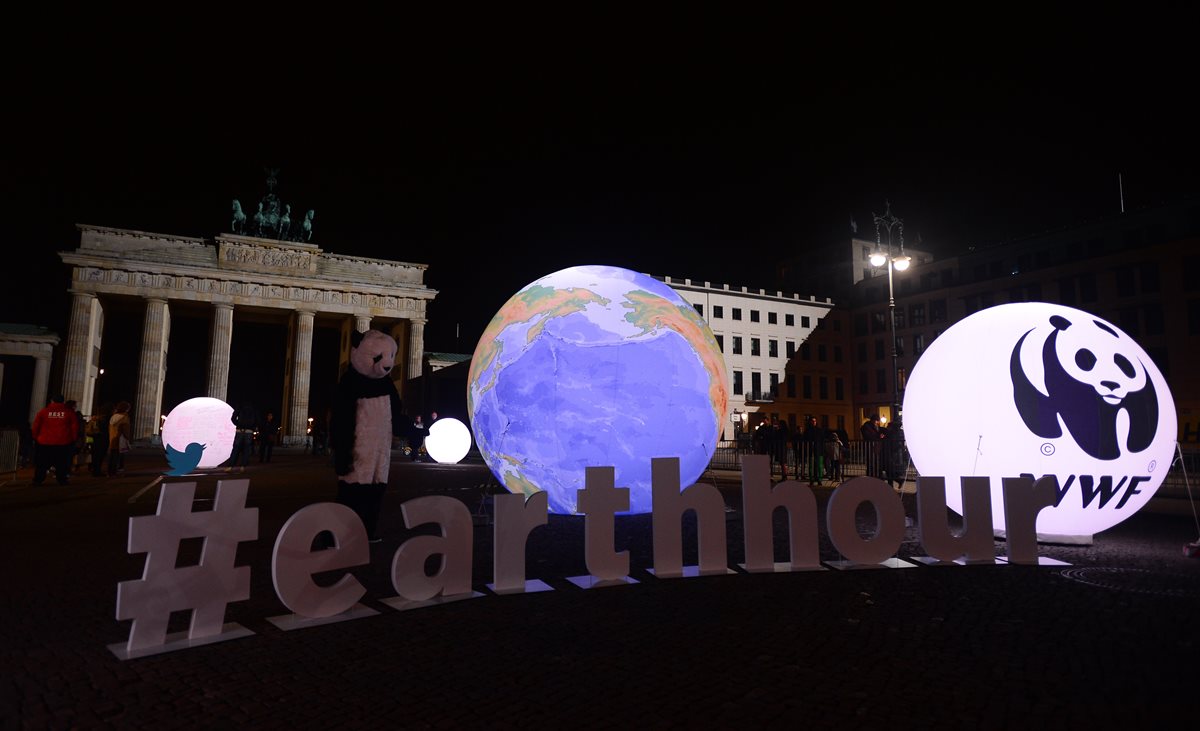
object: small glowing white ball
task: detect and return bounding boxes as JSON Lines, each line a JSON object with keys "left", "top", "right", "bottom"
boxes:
{"left": 425, "top": 418, "right": 472, "bottom": 464}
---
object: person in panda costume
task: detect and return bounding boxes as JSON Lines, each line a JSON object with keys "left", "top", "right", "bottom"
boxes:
{"left": 331, "top": 329, "right": 405, "bottom": 542}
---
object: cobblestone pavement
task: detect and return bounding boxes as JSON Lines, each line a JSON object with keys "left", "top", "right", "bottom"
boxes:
{"left": 3, "top": 450, "right": 1199, "bottom": 729}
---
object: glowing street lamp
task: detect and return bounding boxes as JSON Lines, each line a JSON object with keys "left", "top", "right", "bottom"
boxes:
{"left": 872, "top": 200, "right": 911, "bottom": 425}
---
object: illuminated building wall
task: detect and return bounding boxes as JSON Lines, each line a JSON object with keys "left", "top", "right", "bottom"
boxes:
{"left": 656, "top": 277, "right": 851, "bottom": 440}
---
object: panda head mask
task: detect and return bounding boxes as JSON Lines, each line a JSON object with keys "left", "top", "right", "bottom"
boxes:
{"left": 350, "top": 329, "right": 398, "bottom": 379}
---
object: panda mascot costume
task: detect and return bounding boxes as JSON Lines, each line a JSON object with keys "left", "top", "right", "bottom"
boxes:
{"left": 331, "top": 329, "right": 405, "bottom": 542}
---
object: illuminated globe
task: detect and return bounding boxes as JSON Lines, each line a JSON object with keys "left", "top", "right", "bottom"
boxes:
{"left": 468, "top": 265, "right": 728, "bottom": 515}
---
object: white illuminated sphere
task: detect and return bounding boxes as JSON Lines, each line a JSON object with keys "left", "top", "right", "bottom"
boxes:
{"left": 161, "top": 397, "right": 236, "bottom": 468}
{"left": 904, "top": 303, "right": 1176, "bottom": 537}
{"left": 425, "top": 417, "right": 472, "bottom": 464}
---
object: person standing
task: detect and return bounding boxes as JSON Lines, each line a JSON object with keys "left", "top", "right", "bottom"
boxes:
{"left": 410, "top": 414, "right": 426, "bottom": 461}
{"left": 64, "top": 400, "right": 86, "bottom": 473}
{"left": 861, "top": 415, "right": 883, "bottom": 479}
{"left": 803, "top": 416, "right": 825, "bottom": 486}
{"left": 752, "top": 418, "right": 770, "bottom": 458}
{"left": 772, "top": 417, "right": 790, "bottom": 480}
{"left": 312, "top": 407, "right": 331, "bottom": 457}
{"left": 31, "top": 393, "right": 78, "bottom": 486}
{"left": 258, "top": 411, "right": 279, "bottom": 463}
{"left": 329, "top": 329, "right": 405, "bottom": 544}
{"left": 107, "top": 401, "right": 132, "bottom": 476}
{"left": 227, "top": 403, "right": 257, "bottom": 472}
{"left": 825, "top": 429, "right": 844, "bottom": 483}
{"left": 86, "top": 404, "right": 112, "bottom": 477}
{"left": 883, "top": 419, "right": 907, "bottom": 489}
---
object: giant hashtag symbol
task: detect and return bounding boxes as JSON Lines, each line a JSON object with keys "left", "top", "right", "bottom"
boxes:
{"left": 115, "top": 480, "right": 258, "bottom": 655}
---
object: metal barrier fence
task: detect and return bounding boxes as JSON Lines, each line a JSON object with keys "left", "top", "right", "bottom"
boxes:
{"left": 1158, "top": 446, "right": 1198, "bottom": 501}
{"left": 707, "top": 439, "right": 911, "bottom": 482}
{"left": 0, "top": 428, "right": 20, "bottom": 479}
{"left": 707, "top": 439, "right": 1198, "bottom": 497}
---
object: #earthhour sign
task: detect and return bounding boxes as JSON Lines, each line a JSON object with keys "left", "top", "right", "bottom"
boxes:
{"left": 112, "top": 293, "right": 1177, "bottom": 661}
{"left": 904, "top": 303, "right": 1177, "bottom": 538}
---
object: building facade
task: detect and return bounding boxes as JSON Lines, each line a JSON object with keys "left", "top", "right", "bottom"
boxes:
{"left": 57, "top": 225, "right": 436, "bottom": 445}
{"left": 847, "top": 200, "right": 1200, "bottom": 442}
{"left": 657, "top": 277, "right": 851, "bottom": 440}
{"left": 0, "top": 325, "right": 60, "bottom": 425}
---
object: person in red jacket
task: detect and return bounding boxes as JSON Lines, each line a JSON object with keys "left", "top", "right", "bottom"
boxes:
{"left": 31, "top": 393, "right": 78, "bottom": 486}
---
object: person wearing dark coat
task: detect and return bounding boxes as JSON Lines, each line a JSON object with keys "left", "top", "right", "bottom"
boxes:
{"left": 861, "top": 415, "right": 883, "bottom": 479}
{"left": 804, "top": 417, "right": 825, "bottom": 486}
{"left": 86, "top": 404, "right": 112, "bottom": 477}
{"left": 771, "top": 417, "right": 790, "bottom": 480}
{"left": 883, "top": 420, "right": 907, "bottom": 489}
{"left": 227, "top": 403, "right": 258, "bottom": 472}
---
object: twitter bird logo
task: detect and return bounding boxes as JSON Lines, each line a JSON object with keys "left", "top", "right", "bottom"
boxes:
{"left": 165, "top": 442, "right": 206, "bottom": 476}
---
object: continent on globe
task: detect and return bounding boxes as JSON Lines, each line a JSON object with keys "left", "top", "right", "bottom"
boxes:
{"left": 468, "top": 265, "right": 728, "bottom": 514}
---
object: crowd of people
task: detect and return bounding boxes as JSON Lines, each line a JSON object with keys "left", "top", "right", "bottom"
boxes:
{"left": 745, "top": 413, "right": 908, "bottom": 488}
{"left": 22, "top": 395, "right": 132, "bottom": 484}
{"left": 13, "top": 394, "right": 451, "bottom": 483}
{"left": 17, "top": 390, "right": 904, "bottom": 491}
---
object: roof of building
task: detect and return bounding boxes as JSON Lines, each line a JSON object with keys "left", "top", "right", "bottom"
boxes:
{"left": 0, "top": 323, "right": 58, "bottom": 337}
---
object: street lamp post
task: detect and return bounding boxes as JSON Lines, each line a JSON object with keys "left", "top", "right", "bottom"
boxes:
{"left": 870, "top": 201, "right": 911, "bottom": 426}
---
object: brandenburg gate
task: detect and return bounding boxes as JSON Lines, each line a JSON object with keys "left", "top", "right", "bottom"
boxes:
{"left": 58, "top": 225, "right": 436, "bottom": 446}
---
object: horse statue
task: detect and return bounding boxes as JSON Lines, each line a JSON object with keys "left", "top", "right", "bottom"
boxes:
{"left": 300, "top": 210, "right": 315, "bottom": 242}
{"left": 252, "top": 202, "right": 267, "bottom": 236}
{"left": 231, "top": 199, "right": 247, "bottom": 234}
{"left": 277, "top": 204, "right": 291, "bottom": 240}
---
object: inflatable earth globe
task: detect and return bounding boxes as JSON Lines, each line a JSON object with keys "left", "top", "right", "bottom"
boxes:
{"left": 468, "top": 265, "right": 728, "bottom": 514}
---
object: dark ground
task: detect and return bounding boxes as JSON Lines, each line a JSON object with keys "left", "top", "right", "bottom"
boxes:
{"left": 3, "top": 449, "right": 1199, "bottom": 729}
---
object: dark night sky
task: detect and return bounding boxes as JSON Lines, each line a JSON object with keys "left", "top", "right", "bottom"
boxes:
{"left": 3, "top": 10, "right": 1198, "bottom": 415}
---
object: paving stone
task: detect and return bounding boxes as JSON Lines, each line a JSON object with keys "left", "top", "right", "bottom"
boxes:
{"left": 3, "top": 453, "right": 1200, "bottom": 727}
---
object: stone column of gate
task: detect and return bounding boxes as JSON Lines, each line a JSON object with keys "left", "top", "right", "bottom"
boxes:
{"left": 407, "top": 317, "right": 426, "bottom": 381}
{"left": 61, "top": 291, "right": 98, "bottom": 409}
{"left": 29, "top": 356, "right": 51, "bottom": 425}
{"left": 355, "top": 315, "right": 372, "bottom": 333}
{"left": 285, "top": 310, "right": 315, "bottom": 446}
{"left": 134, "top": 298, "right": 170, "bottom": 442}
{"left": 206, "top": 303, "right": 234, "bottom": 401}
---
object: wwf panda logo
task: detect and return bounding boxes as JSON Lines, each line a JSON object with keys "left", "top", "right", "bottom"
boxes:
{"left": 1010, "top": 314, "right": 1158, "bottom": 460}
